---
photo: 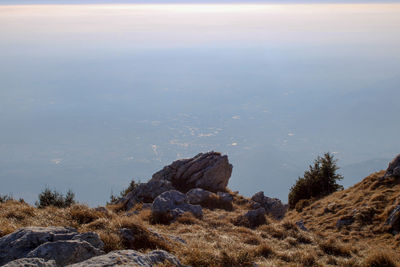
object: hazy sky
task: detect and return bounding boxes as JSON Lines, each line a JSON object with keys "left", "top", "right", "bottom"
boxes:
{"left": 1, "top": 3, "right": 399, "bottom": 205}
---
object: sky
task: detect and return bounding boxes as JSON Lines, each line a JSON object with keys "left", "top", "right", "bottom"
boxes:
{"left": 0, "top": 2, "right": 399, "bottom": 205}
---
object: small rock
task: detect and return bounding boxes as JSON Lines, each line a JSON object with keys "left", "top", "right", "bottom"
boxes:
{"left": 295, "top": 220, "right": 308, "bottom": 231}
{"left": 251, "top": 191, "right": 287, "bottom": 220}
{"left": 151, "top": 190, "right": 202, "bottom": 223}
{"left": 186, "top": 188, "right": 214, "bottom": 205}
{"left": 385, "top": 205, "right": 400, "bottom": 232}
{"left": 336, "top": 216, "right": 354, "bottom": 229}
{"left": 385, "top": 154, "right": 400, "bottom": 178}
{"left": 66, "top": 249, "right": 185, "bottom": 267}
{"left": 234, "top": 208, "right": 266, "bottom": 228}
{"left": 118, "top": 180, "right": 175, "bottom": 211}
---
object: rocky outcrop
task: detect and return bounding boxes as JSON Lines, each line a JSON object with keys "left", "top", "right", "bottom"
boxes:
{"left": 151, "top": 152, "right": 233, "bottom": 192}
{"left": 385, "top": 154, "right": 400, "bottom": 178}
{"left": 151, "top": 190, "right": 202, "bottom": 223}
{"left": 234, "top": 208, "right": 266, "bottom": 228}
{"left": 26, "top": 240, "right": 103, "bottom": 266}
{"left": 117, "top": 180, "right": 175, "bottom": 211}
{"left": 186, "top": 188, "right": 214, "bottom": 205}
{"left": 67, "top": 250, "right": 184, "bottom": 267}
{"left": 3, "top": 258, "right": 57, "bottom": 267}
{"left": 251, "top": 191, "right": 288, "bottom": 220}
{"left": 0, "top": 227, "right": 104, "bottom": 266}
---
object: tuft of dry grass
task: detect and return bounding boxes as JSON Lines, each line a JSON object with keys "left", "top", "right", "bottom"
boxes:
{"left": 362, "top": 249, "right": 399, "bottom": 267}
{"left": 319, "top": 238, "right": 352, "bottom": 257}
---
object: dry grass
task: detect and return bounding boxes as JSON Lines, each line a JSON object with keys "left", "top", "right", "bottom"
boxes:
{"left": 1, "top": 170, "right": 400, "bottom": 266}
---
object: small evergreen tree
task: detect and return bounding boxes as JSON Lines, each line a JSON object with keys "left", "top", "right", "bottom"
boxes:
{"left": 109, "top": 179, "right": 139, "bottom": 204}
{"left": 288, "top": 152, "right": 343, "bottom": 209}
{"left": 36, "top": 187, "right": 76, "bottom": 208}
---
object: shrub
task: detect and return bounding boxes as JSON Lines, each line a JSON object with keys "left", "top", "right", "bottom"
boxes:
{"left": 0, "top": 194, "right": 13, "bottom": 203}
{"left": 35, "top": 188, "right": 75, "bottom": 208}
{"left": 288, "top": 152, "right": 343, "bottom": 209}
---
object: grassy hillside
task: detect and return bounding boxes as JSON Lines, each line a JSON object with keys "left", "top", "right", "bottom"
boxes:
{"left": 1, "top": 171, "right": 400, "bottom": 266}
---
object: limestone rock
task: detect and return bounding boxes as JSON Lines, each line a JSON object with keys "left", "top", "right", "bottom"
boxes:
{"left": 0, "top": 227, "right": 103, "bottom": 266}
{"left": 251, "top": 191, "right": 287, "bottom": 220}
{"left": 66, "top": 250, "right": 185, "bottom": 267}
{"left": 27, "top": 240, "right": 103, "bottom": 266}
{"left": 117, "top": 180, "right": 175, "bottom": 211}
{"left": 186, "top": 188, "right": 214, "bottom": 205}
{"left": 3, "top": 258, "right": 57, "bottom": 267}
{"left": 151, "top": 190, "right": 202, "bottom": 223}
{"left": 151, "top": 152, "right": 233, "bottom": 192}
{"left": 385, "top": 154, "right": 400, "bottom": 178}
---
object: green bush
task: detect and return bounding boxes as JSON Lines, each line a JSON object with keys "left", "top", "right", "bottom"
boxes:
{"left": 35, "top": 188, "right": 75, "bottom": 208}
{"left": 288, "top": 152, "right": 343, "bottom": 209}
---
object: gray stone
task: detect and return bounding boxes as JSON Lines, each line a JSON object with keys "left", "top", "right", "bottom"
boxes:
{"left": 385, "top": 154, "right": 400, "bottom": 178}
{"left": 186, "top": 188, "right": 214, "bottom": 205}
{"left": 217, "top": 192, "right": 233, "bottom": 203}
{"left": 66, "top": 250, "right": 185, "bottom": 267}
{"left": 152, "top": 190, "right": 202, "bottom": 223}
{"left": 117, "top": 180, "right": 175, "bottom": 211}
{"left": 27, "top": 240, "right": 104, "bottom": 266}
{"left": 235, "top": 207, "right": 266, "bottom": 228}
{"left": 251, "top": 191, "right": 287, "bottom": 220}
{"left": 0, "top": 227, "right": 103, "bottom": 266}
{"left": 151, "top": 151, "right": 233, "bottom": 193}
{"left": 3, "top": 258, "right": 57, "bottom": 267}
{"left": 336, "top": 216, "right": 354, "bottom": 229}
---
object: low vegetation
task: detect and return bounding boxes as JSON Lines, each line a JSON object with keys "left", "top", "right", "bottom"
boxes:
{"left": 35, "top": 187, "right": 76, "bottom": 208}
{"left": 288, "top": 152, "right": 344, "bottom": 209}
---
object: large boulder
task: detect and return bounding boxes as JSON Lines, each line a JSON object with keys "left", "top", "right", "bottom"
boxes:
{"left": 385, "top": 154, "right": 400, "bottom": 178}
{"left": 26, "top": 240, "right": 103, "bottom": 266}
{"left": 151, "top": 190, "right": 202, "bottom": 223}
{"left": 151, "top": 152, "right": 233, "bottom": 193}
{"left": 67, "top": 250, "right": 185, "bottom": 267}
{"left": 186, "top": 188, "right": 214, "bottom": 205}
{"left": 117, "top": 180, "right": 175, "bottom": 211}
{"left": 251, "top": 191, "right": 288, "bottom": 220}
{"left": 0, "top": 227, "right": 104, "bottom": 266}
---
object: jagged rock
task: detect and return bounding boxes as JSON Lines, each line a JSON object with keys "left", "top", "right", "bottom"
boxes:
{"left": 3, "top": 258, "right": 57, "bottom": 267}
{"left": 151, "top": 190, "right": 202, "bottom": 223}
{"left": 385, "top": 205, "right": 400, "bottom": 232}
{"left": 217, "top": 192, "right": 233, "bottom": 203}
{"left": 296, "top": 220, "right": 308, "bottom": 231}
{"left": 151, "top": 152, "right": 233, "bottom": 192}
{"left": 385, "top": 154, "right": 400, "bottom": 178}
{"left": 186, "top": 188, "right": 214, "bottom": 205}
{"left": 26, "top": 240, "right": 103, "bottom": 266}
{"left": 0, "top": 227, "right": 104, "bottom": 266}
{"left": 251, "top": 191, "right": 287, "bottom": 220}
{"left": 117, "top": 180, "right": 175, "bottom": 211}
{"left": 234, "top": 208, "right": 266, "bottom": 228}
{"left": 66, "top": 250, "right": 185, "bottom": 267}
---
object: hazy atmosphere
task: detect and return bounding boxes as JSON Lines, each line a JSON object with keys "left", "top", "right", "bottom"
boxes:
{"left": 1, "top": 2, "right": 400, "bottom": 205}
